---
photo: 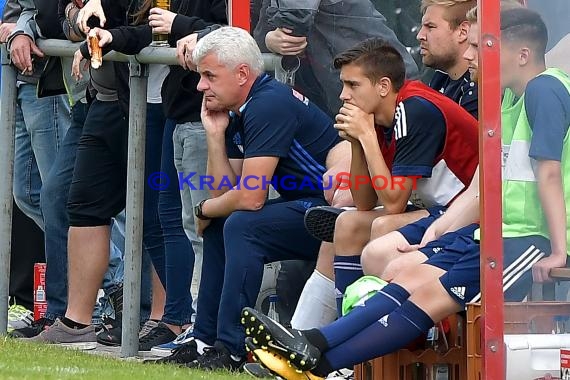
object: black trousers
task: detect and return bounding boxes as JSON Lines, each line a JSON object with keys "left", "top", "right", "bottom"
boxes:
{"left": 10, "top": 201, "right": 45, "bottom": 310}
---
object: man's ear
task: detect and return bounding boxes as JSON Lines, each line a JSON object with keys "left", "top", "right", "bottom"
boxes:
{"left": 377, "top": 77, "right": 393, "bottom": 97}
{"left": 519, "top": 47, "right": 531, "bottom": 66}
{"left": 457, "top": 20, "right": 470, "bottom": 44}
{"left": 236, "top": 64, "right": 250, "bottom": 86}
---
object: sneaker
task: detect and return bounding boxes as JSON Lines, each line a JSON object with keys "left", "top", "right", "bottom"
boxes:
{"left": 246, "top": 339, "right": 322, "bottom": 380}
{"left": 326, "top": 369, "right": 354, "bottom": 380}
{"left": 96, "top": 316, "right": 122, "bottom": 346}
{"left": 139, "top": 322, "right": 177, "bottom": 351}
{"left": 147, "top": 340, "right": 199, "bottom": 365}
{"left": 150, "top": 324, "right": 194, "bottom": 357}
{"left": 303, "top": 206, "right": 345, "bottom": 243}
{"left": 242, "top": 307, "right": 321, "bottom": 371}
{"left": 186, "top": 341, "right": 245, "bottom": 371}
{"left": 8, "top": 317, "right": 54, "bottom": 338}
{"left": 7, "top": 302, "right": 34, "bottom": 332}
{"left": 108, "top": 284, "right": 124, "bottom": 317}
{"left": 139, "top": 319, "right": 159, "bottom": 339}
{"left": 25, "top": 318, "right": 97, "bottom": 350}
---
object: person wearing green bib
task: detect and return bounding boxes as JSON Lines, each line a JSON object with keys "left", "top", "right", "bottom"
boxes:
{"left": 239, "top": 8, "right": 570, "bottom": 379}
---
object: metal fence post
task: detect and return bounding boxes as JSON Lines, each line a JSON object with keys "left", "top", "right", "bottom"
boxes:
{"left": 120, "top": 58, "right": 148, "bottom": 357}
{"left": 0, "top": 44, "right": 17, "bottom": 335}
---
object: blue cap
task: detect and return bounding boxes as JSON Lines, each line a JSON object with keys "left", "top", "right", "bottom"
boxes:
{"left": 269, "top": 295, "right": 279, "bottom": 303}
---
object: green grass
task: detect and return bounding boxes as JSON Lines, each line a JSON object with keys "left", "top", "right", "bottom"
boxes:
{"left": 0, "top": 338, "right": 252, "bottom": 380}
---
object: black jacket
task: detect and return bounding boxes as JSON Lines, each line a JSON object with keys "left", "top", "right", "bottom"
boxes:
{"left": 103, "top": 0, "right": 227, "bottom": 123}
{"left": 61, "top": 0, "right": 139, "bottom": 115}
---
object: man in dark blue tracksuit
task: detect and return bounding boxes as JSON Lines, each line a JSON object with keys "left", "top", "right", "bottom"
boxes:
{"left": 179, "top": 26, "right": 344, "bottom": 370}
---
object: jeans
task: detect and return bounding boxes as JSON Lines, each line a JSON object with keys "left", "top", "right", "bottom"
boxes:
{"left": 40, "top": 102, "right": 149, "bottom": 322}
{"left": 173, "top": 121, "right": 209, "bottom": 317}
{"left": 13, "top": 83, "right": 71, "bottom": 229}
{"left": 157, "top": 119, "right": 195, "bottom": 326}
{"left": 40, "top": 101, "right": 84, "bottom": 321}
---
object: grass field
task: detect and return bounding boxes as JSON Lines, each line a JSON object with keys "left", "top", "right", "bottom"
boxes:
{"left": 0, "top": 338, "right": 252, "bottom": 380}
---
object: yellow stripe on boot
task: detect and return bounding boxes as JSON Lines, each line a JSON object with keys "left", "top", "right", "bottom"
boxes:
{"left": 251, "top": 348, "right": 323, "bottom": 380}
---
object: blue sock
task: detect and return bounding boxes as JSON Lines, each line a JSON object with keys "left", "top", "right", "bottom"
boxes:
{"left": 319, "top": 283, "right": 410, "bottom": 348}
{"left": 334, "top": 255, "right": 363, "bottom": 315}
{"left": 318, "top": 301, "right": 434, "bottom": 374}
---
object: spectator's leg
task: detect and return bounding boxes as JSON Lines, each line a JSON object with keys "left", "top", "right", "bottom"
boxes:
{"left": 65, "top": 100, "right": 128, "bottom": 324}
{"left": 174, "top": 121, "right": 209, "bottom": 319}
{"left": 13, "top": 97, "right": 43, "bottom": 228}
{"left": 39, "top": 101, "right": 87, "bottom": 322}
{"left": 159, "top": 119, "right": 195, "bottom": 332}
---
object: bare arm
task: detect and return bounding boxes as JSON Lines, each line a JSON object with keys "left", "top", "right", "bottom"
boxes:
{"left": 349, "top": 141, "right": 378, "bottom": 210}
{"left": 532, "top": 160, "right": 568, "bottom": 282}
{"left": 359, "top": 135, "right": 411, "bottom": 214}
{"left": 420, "top": 166, "right": 480, "bottom": 246}
{"left": 202, "top": 156, "right": 279, "bottom": 217}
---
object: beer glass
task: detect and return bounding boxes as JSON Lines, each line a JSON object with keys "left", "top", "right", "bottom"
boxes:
{"left": 151, "top": 0, "right": 170, "bottom": 47}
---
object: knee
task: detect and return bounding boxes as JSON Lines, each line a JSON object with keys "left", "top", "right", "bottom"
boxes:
{"left": 12, "top": 184, "right": 28, "bottom": 212}
{"left": 361, "top": 240, "right": 390, "bottom": 277}
{"left": 370, "top": 216, "right": 392, "bottom": 240}
{"left": 40, "top": 177, "right": 63, "bottom": 214}
{"left": 333, "top": 210, "right": 365, "bottom": 244}
{"left": 223, "top": 211, "right": 251, "bottom": 237}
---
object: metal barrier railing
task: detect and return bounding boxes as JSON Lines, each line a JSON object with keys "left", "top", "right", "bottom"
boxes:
{"left": 0, "top": 40, "right": 286, "bottom": 357}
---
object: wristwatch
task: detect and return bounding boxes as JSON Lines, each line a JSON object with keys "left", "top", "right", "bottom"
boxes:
{"left": 194, "top": 199, "right": 211, "bottom": 220}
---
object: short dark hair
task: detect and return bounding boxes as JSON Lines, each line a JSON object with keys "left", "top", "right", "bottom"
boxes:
{"left": 501, "top": 8, "right": 548, "bottom": 61}
{"left": 333, "top": 38, "right": 406, "bottom": 91}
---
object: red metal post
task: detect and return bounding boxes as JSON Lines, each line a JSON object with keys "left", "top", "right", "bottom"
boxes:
{"left": 228, "top": 0, "right": 251, "bottom": 32}
{"left": 479, "top": 0, "right": 504, "bottom": 379}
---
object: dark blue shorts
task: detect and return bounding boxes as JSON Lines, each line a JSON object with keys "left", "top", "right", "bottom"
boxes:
{"left": 397, "top": 206, "right": 447, "bottom": 244}
{"left": 421, "top": 227, "right": 552, "bottom": 307}
{"left": 498, "top": 235, "right": 550, "bottom": 301}
{"left": 420, "top": 224, "right": 480, "bottom": 308}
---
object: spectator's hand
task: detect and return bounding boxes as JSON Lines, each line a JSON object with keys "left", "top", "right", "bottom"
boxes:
{"left": 88, "top": 27, "right": 113, "bottom": 50}
{"left": 200, "top": 96, "right": 229, "bottom": 135}
{"left": 10, "top": 34, "right": 44, "bottom": 74}
{"left": 335, "top": 103, "right": 375, "bottom": 143}
{"left": 196, "top": 218, "right": 211, "bottom": 237}
{"left": 176, "top": 33, "right": 198, "bottom": 70}
{"left": 532, "top": 253, "right": 567, "bottom": 283}
{"left": 148, "top": 7, "right": 176, "bottom": 35}
{"left": 265, "top": 28, "right": 307, "bottom": 56}
{"left": 0, "top": 22, "right": 16, "bottom": 43}
{"left": 77, "top": 0, "right": 106, "bottom": 34}
{"left": 71, "top": 48, "right": 88, "bottom": 81}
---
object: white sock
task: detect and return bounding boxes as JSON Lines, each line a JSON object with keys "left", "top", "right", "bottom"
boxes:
{"left": 291, "top": 270, "right": 338, "bottom": 330}
{"left": 195, "top": 338, "right": 210, "bottom": 355}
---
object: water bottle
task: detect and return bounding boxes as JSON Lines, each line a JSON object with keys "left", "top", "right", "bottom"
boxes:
{"left": 268, "top": 294, "right": 280, "bottom": 323}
